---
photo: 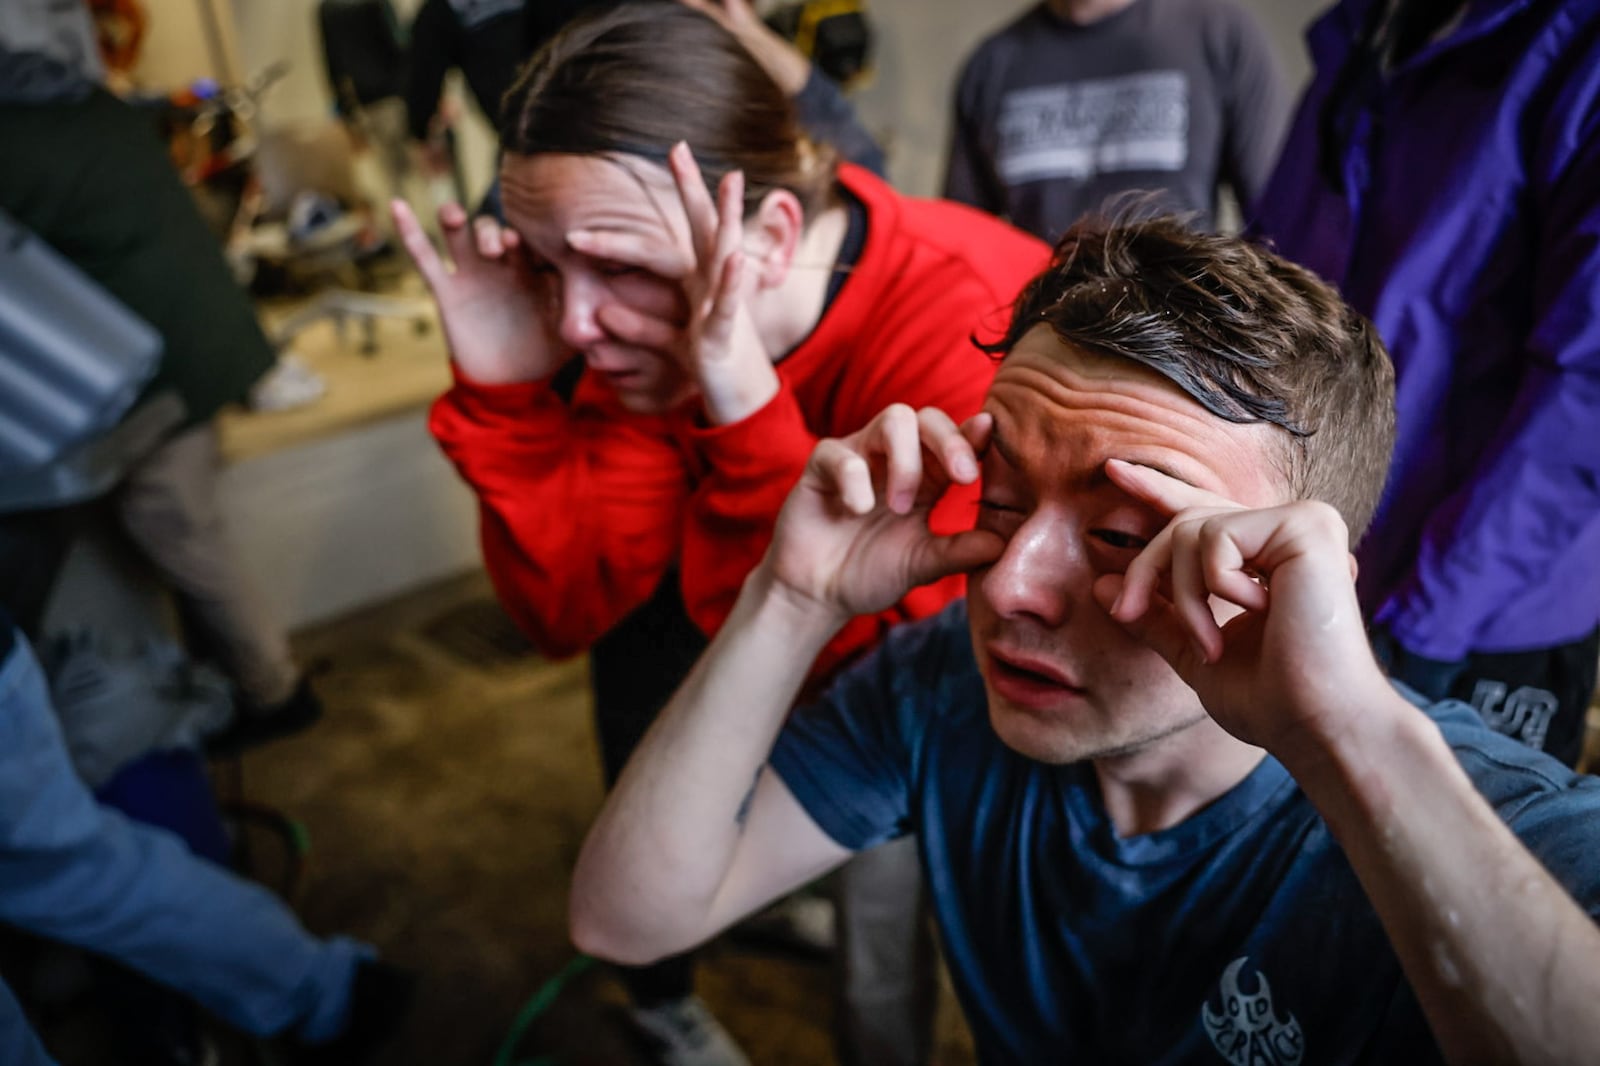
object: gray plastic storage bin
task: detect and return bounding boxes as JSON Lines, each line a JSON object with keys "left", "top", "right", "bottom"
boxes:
{"left": 0, "top": 206, "right": 164, "bottom": 474}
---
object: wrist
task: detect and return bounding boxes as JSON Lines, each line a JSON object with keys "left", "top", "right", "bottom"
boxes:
{"left": 698, "top": 358, "right": 781, "bottom": 425}
{"left": 451, "top": 353, "right": 560, "bottom": 388}
{"left": 743, "top": 562, "right": 853, "bottom": 646}
{"left": 1274, "top": 684, "right": 1450, "bottom": 827}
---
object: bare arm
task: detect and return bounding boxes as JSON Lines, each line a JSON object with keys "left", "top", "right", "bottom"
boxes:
{"left": 570, "top": 405, "right": 1002, "bottom": 963}
{"left": 1290, "top": 692, "right": 1600, "bottom": 1064}
{"left": 1102, "top": 462, "right": 1600, "bottom": 1064}
{"left": 569, "top": 570, "right": 851, "bottom": 964}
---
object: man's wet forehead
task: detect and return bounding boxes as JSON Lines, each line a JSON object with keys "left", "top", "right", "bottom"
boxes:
{"left": 981, "top": 335, "right": 1281, "bottom": 497}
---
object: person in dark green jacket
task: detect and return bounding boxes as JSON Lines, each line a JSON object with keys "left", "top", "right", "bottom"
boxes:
{"left": 0, "top": 47, "right": 318, "bottom": 748}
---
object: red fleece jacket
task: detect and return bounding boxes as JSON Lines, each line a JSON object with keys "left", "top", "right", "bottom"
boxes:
{"left": 430, "top": 164, "right": 1047, "bottom": 678}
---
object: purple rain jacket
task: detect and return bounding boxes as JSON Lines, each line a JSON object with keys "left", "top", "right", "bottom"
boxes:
{"left": 1252, "top": 0, "right": 1600, "bottom": 661}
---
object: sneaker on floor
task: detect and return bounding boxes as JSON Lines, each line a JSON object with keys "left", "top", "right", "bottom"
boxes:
{"left": 204, "top": 676, "right": 324, "bottom": 758}
{"left": 248, "top": 353, "right": 326, "bottom": 412}
{"left": 625, "top": 996, "right": 750, "bottom": 1066}
{"left": 286, "top": 959, "right": 417, "bottom": 1066}
{"left": 730, "top": 892, "right": 835, "bottom": 959}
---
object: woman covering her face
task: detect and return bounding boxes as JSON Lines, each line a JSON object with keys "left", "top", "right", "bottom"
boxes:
{"left": 396, "top": 1, "right": 1045, "bottom": 1059}
{"left": 401, "top": 0, "right": 1043, "bottom": 677}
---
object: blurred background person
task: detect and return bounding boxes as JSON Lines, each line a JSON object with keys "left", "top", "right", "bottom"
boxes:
{"left": 0, "top": 7, "right": 322, "bottom": 752}
{"left": 400, "top": 5, "right": 1045, "bottom": 1063}
{"left": 944, "top": 0, "right": 1289, "bottom": 240}
{"left": 1252, "top": 0, "right": 1600, "bottom": 768}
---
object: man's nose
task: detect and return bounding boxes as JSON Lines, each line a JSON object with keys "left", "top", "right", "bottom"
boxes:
{"left": 977, "top": 520, "right": 1086, "bottom": 628}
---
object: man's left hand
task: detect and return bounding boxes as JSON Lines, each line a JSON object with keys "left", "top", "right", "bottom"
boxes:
{"left": 1092, "top": 460, "right": 1389, "bottom": 760}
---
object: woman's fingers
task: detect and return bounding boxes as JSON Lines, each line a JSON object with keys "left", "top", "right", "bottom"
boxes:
{"left": 702, "top": 249, "right": 745, "bottom": 348}
{"left": 595, "top": 302, "right": 682, "bottom": 351}
{"left": 473, "top": 215, "right": 506, "bottom": 258}
{"left": 669, "top": 142, "right": 721, "bottom": 268}
{"left": 435, "top": 201, "right": 481, "bottom": 279}
{"left": 566, "top": 229, "right": 691, "bottom": 280}
{"left": 390, "top": 198, "right": 447, "bottom": 291}
{"left": 713, "top": 169, "right": 746, "bottom": 271}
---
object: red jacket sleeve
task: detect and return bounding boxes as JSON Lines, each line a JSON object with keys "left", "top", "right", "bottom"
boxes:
{"left": 677, "top": 276, "right": 999, "bottom": 680}
{"left": 430, "top": 368, "right": 692, "bottom": 658}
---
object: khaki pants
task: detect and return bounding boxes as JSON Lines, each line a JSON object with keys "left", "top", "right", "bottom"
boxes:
{"left": 834, "top": 834, "right": 937, "bottom": 1066}
{"left": 116, "top": 423, "right": 297, "bottom": 708}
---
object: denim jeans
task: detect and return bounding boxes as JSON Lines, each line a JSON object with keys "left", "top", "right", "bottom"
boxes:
{"left": 0, "top": 632, "right": 368, "bottom": 1061}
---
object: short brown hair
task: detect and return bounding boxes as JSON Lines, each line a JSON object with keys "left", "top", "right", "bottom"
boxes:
{"left": 985, "top": 216, "right": 1396, "bottom": 541}
{"left": 499, "top": 2, "right": 835, "bottom": 217}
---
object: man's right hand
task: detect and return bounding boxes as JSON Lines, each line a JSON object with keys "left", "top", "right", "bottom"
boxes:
{"left": 391, "top": 199, "right": 563, "bottom": 385}
{"left": 762, "top": 404, "right": 1003, "bottom": 622}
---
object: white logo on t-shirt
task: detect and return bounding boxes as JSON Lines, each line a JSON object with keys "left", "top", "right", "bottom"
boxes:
{"left": 1201, "top": 957, "right": 1304, "bottom": 1066}
{"left": 994, "top": 70, "right": 1190, "bottom": 184}
{"left": 1471, "top": 680, "right": 1558, "bottom": 751}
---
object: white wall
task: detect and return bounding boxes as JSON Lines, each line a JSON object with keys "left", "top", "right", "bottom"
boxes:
{"left": 133, "top": 0, "right": 242, "bottom": 90}
{"left": 220, "top": 411, "right": 481, "bottom": 628}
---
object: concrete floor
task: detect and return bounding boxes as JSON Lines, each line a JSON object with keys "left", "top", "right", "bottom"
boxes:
{"left": 236, "top": 572, "right": 977, "bottom": 1066}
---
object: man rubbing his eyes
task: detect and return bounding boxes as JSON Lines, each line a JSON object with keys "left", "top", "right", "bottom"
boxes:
{"left": 572, "top": 217, "right": 1600, "bottom": 1066}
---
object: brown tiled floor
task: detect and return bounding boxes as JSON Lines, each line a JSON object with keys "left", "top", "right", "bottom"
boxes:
{"left": 236, "top": 572, "right": 976, "bottom": 1065}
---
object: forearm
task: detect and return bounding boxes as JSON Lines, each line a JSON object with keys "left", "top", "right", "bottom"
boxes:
{"left": 570, "top": 568, "right": 844, "bottom": 961}
{"left": 432, "top": 383, "right": 688, "bottom": 654}
{"left": 1285, "top": 696, "right": 1600, "bottom": 1064}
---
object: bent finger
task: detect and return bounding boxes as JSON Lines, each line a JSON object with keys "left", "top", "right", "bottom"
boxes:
{"left": 1094, "top": 574, "right": 1204, "bottom": 679}
{"left": 391, "top": 199, "right": 447, "bottom": 290}
{"left": 437, "top": 201, "right": 478, "bottom": 269}
{"left": 1198, "top": 522, "right": 1271, "bottom": 614}
{"left": 916, "top": 407, "right": 979, "bottom": 485}
{"left": 1106, "top": 458, "right": 1243, "bottom": 519}
{"left": 1169, "top": 521, "right": 1224, "bottom": 663}
{"left": 863, "top": 404, "right": 923, "bottom": 515}
{"left": 962, "top": 411, "right": 995, "bottom": 458}
{"left": 566, "top": 229, "right": 690, "bottom": 280}
{"left": 595, "top": 303, "right": 682, "bottom": 351}
{"left": 1114, "top": 523, "right": 1176, "bottom": 623}
{"left": 907, "top": 529, "right": 1005, "bottom": 588}
{"left": 809, "top": 439, "right": 876, "bottom": 515}
{"left": 474, "top": 215, "right": 507, "bottom": 259}
{"left": 669, "top": 142, "right": 720, "bottom": 267}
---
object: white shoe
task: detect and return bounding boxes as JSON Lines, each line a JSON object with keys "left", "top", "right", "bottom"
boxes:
{"left": 249, "top": 352, "right": 326, "bottom": 412}
{"left": 733, "top": 892, "right": 836, "bottom": 957}
{"left": 625, "top": 996, "right": 750, "bottom": 1066}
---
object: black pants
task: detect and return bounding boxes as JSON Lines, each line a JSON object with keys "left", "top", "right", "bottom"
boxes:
{"left": 589, "top": 571, "right": 708, "bottom": 1006}
{"left": 1376, "top": 626, "right": 1600, "bottom": 768}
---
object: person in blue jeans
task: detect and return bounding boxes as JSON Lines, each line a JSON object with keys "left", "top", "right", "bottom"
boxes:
{"left": 0, "top": 611, "right": 406, "bottom": 1064}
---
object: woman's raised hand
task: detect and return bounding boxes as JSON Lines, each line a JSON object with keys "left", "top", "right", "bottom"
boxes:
{"left": 566, "top": 143, "right": 780, "bottom": 425}
{"left": 391, "top": 199, "right": 563, "bottom": 385}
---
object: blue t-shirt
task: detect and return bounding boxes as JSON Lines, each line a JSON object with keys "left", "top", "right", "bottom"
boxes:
{"left": 769, "top": 601, "right": 1600, "bottom": 1065}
